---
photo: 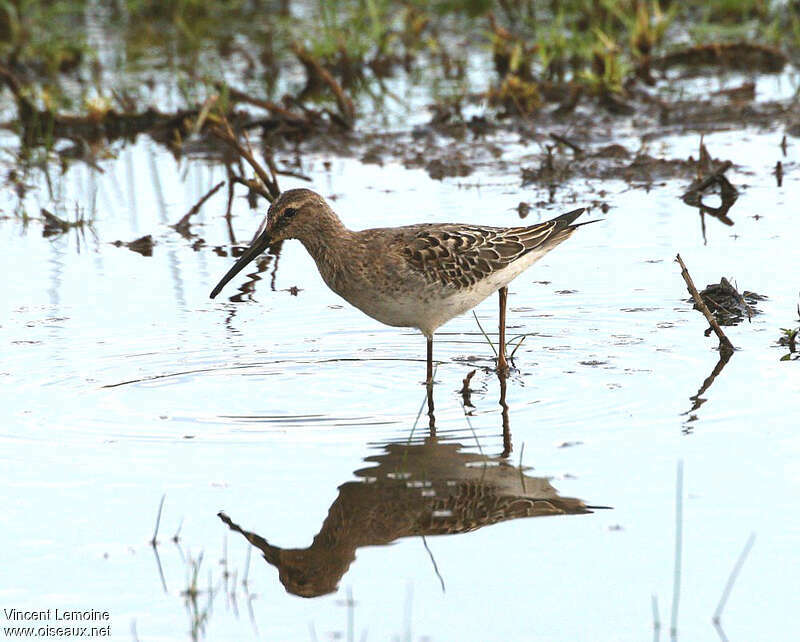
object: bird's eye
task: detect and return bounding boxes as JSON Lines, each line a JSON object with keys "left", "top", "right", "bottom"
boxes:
{"left": 284, "top": 207, "right": 298, "bottom": 218}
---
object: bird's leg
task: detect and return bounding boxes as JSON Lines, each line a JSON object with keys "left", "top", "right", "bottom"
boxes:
{"left": 497, "top": 286, "right": 509, "bottom": 375}
{"left": 426, "top": 336, "right": 434, "bottom": 385}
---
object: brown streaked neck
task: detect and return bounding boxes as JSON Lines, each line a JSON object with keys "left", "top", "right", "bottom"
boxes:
{"left": 295, "top": 208, "right": 354, "bottom": 278}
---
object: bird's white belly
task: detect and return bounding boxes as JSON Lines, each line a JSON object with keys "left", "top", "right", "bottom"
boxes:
{"left": 338, "top": 249, "right": 549, "bottom": 337}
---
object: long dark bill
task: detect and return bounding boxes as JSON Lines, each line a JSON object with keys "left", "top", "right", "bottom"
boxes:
{"left": 209, "top": 228, "right": 273, "bottom": 299}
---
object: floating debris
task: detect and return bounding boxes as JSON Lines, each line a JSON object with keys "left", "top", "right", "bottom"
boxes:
{"left": 777, "top": 303, "right": 800, "bottom": 361}
{"left": 675, "top": 254, "right": 734, "bottom": 355}
{"left": 692, "top": 277, "right": 765, "bottom": 326}
{"left": 113, "top": 235, "right": 155, "bottom": 257}
{"left": 41, "top": 209, "right": 72, "bottom": 237}
{"left": 425, "top": 157, "right": 473, "bottom": 180}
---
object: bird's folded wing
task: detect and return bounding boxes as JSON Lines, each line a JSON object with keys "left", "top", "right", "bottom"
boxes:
{"left": 399, "top": 222, "right": 560, "bottom": 290}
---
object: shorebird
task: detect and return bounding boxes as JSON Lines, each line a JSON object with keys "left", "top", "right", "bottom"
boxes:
{"left": 210, "top": 188, "right": 593, "bottom": 383}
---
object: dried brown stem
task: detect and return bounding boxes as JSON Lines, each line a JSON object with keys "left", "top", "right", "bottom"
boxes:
{"left": 675, "top": 253, "right": 734, "bottom": 354}
{"left": 209, "top": 120, "right": 280, "bottom": 201}
{"left": 230, "top": 175, "right": 273, "bottom": 202}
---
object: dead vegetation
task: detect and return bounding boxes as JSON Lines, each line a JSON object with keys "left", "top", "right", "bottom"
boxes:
{"left": 676, "top": 254, "right": 735, "bottom": 356}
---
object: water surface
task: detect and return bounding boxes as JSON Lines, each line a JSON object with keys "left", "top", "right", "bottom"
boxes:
{"left": 2, "top": 125, "right": 799, "bottom": 640}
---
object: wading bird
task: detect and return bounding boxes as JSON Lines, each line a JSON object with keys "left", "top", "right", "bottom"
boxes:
{"left": 210, "top": 189, "right": 593, "bottom": 383}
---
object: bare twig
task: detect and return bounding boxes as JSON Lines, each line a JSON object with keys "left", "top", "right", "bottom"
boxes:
{"left": 209, "top": 119, "right": 280, "bottom": 200}
{"left": 472, "top": 311, "right": 498, "bottom": 357}
{"left": 509, "top": 334, "right": 528, "bottom": 359}
{"left": 151, "top": 494, "right": 166, "bottom": 546}
{"left": 675, "top": 254, "right": 734, "bottom": 354}
{"left": 229, "top": 175, "right": 273, "bottom": 202}
{"left": 193, "top": 94, "right": 219, "bottom": 135}
{"left": 702, "top": 296, "right": 737, "bottom": 320}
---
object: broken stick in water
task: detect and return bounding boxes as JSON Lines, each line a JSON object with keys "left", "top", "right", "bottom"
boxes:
{"left": 675, "top": 253, "right": 734, "bottom": 355}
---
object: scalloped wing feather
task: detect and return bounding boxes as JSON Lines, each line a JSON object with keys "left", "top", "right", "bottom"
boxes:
{"left": 399, "top": 218, "right": 571, "bottom": 290}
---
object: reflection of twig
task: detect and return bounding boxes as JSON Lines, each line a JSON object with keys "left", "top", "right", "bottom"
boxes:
{"left": 242, "top": 543, "right": 251, "bottom": 586}
{"left": 460, "top": 402, "right": 485, "bottom": 456}
{"left": 421, "top": 535, "right": 446, "bottom": 593}
{"left": 683, "top": 160, "right": 732, "bottom": 196}
{"left": 713, "top": 533, "right": 756, "bottom": 624}
{"left": 713, "top": 619, "right": 730, "bottom": 642}
{"left": 652, "top": 595, "right": 661, "bottom": 642}
{"left": 685, "top": 349, "right": 733, "bottom": 415}
{"left": 173, "top": 180, "right": 224, "bottom": 235}
{"left": 682, "top": 157, "right": 737, "bottom": 226}
{"left": 152, "top": 544, "right": 168, "bottom": 593}
{"left": 498, "top": 372, "right": 511, "bottom": 458}
{"left": 675, "top": 254, "right": 734, "bottom": 354}
{"left": 460, "top": 369, "right": 476, "bottom": 407}
{"left": 150, "top": 494, "right": 168, "bottom": 591}
{"left": 172, "top": 517, "right": 184, "bottom": 543}
{"left": 404, "top": 369, "right": 437, "bottom": 452}
{"left": 517, "top": 442, "right": 526, "bottom": 493}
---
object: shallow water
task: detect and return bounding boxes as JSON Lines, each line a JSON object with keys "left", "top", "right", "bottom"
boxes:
{"left": 2, "top": 122, "right": 800, "bottom": 641}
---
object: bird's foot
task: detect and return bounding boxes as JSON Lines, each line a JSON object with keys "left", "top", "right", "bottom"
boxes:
{"left": 496, "top": 352, "right": 510, "bottom": 378}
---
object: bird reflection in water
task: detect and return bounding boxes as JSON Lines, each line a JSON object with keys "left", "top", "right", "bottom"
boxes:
{"left": 219, "top": 376, "right": 606, "bottom": 598}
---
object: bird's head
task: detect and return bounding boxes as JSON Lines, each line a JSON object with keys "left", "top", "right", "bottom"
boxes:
{"left": 209, "top": 188, "right": 327, "bottom": 298}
